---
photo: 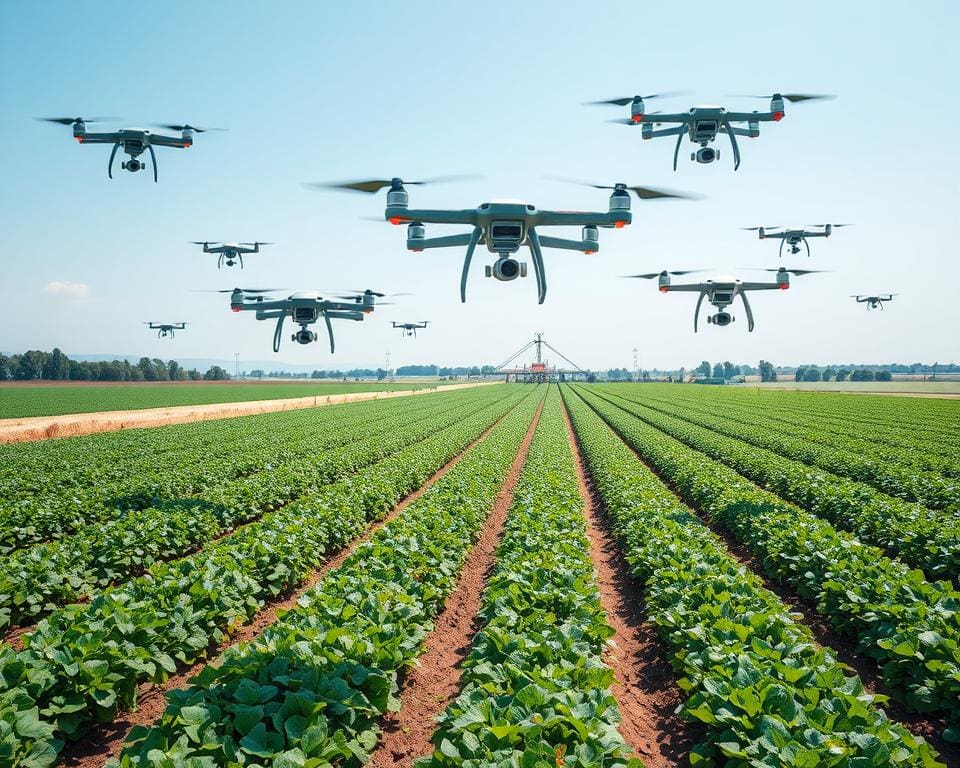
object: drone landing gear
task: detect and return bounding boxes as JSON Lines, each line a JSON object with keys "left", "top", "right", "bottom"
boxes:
{"left": 527, "top": 229, "right": 548, "bottom": 304}
{"left": 739, "top": 291, "right": 756, "bottom": 332}
{"left": 459, "top": 226, "right": 483, "bottom": 303}
{"left": 721, "top": 119, "right": 741, "bottom": 170}
{"left": 693, "top": 291, "right": 706, "bottom": 333}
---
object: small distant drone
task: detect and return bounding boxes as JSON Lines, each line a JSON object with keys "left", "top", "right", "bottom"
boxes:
{"left": 625, "top": 267, "right": 825, "bottom": 331}
{"left": 37, "top": 117, "right": 224, "bottom": 181}
{"left": 853, "top": 294, "right": 897, "bottom": 311}
{"left": 192, "top": 241, "right": 273, "bottom": 269}
{"left": 145, "top": 322, "right": 187, "bottom": 339}
{"left": 392, "top": 321, "right": 429, "bottom": 338}
{"left": 308, "top": 176, "right": 693, "bottom": 304}
{"left": 222, "top": 287, "right": 392, "bottom": 353}
{"left": 743, "top": 224, "right": 850, "bottom": 257}
{"left": 588, "top": 92, "right": 834, "bottom": 170}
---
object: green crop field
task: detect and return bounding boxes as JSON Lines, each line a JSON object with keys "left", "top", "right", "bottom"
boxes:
{"left": 740, "top": 380, "right": 960, "bottom": 396}
{"left": 0, "top": 380, "right": 446, "bottom": 419}
{"left": 2, "top": 382, "right": 958, "bottom": 767}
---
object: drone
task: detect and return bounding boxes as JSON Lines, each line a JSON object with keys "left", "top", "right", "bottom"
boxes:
{"left": 145, "top": 322, "right": 187, "bottom": 339}
{"left": 853, "top": 294, "right": 897, "bottom": 310}
{"left": 587, "top": 92, "right": 834, "bottom": 170}
{"left": 37, "top": 117, "right": 224, "bottom": 182}
{"left": 744, "top": 224, "right": 850, "bottom": 257}
{"left": 625, "top": 267, "right": 825, "bottom": 331}
{"left": 392, "top": 321, "right": 429, "bottom": 338}
{"left": 308, "top": 176, "right": 693, "bottom": 304}
{"left": 192, "top": 241, "right": 273, "bottom": 269}
{"left": 223, "top": 287, "right": 391, "bottom": 353}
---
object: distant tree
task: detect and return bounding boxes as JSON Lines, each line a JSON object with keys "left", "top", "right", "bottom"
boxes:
{"left": 0, "top": 354, "right": 10, "bottom": 380}
{"left": 758, "top": 360, "right": 777, "bottom": 382}
{"left": 203, "top": 365, "right": 231, "bottom": 381}
{"left": 481, "top": 365, "right": 496, "bottom": 376}
{"left": 376, "top": 368, "right": 387, "bottom": 381}
{"left": 722, "top": 361, "right": 738, "bottom": 380}
{"left": 711, "top": 362, "right": 723, "bottom": 379}
{"left": 695, "top": 360, "right": 711, "bottom": 378}
{"left": 836, "top": 368, "right": 851, "bottom": 382}
{"left": 152, "top": 358, "right": 171, "bottom": 382}
{"left": 586, "top": 373, "right": 597, "bottom": 383}
{"left": 821, "top": 368, "right": 836, "bottom": 381}
{"left": 875, "top": 370, "right": 892, "bottom": 381}
{"left": 794, "top": 367, "right": 807, "bottom": 382}
{"left": 15, "top": 351, "right": 46, "bottom": 380}
{"left": 42, "top": 348, "right": 70, "bottom": 380}
{"left": 138, "top": 357, "right": 158, "bottom": 381}
{"left": 802, "top": 368, "right": 822, "bottom": 382}
{"left": 187, "top": 369, "right": 203, "bottom": 381}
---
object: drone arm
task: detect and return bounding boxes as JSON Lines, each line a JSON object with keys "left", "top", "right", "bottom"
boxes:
{"left": 323, "top": 312, "right": 335, "bottom": 353}
{"left": 673, "top": 126, "right": 685, "bottom": 171}
{"left": 409, "top": 233, "right": 475, "bottom": 250}
{"left": 538, "top": 210, "right": 630, "bottom": 227}
{"left": 149, "top": 134, "right": 189, "bottom": 148}
{"left": 538, "top": 235, "right": 598, "bottom": 252}
{"left": 643, "top": 124, "right": 686, "bottom": 137}
{"left": 272, "top": 312, "right": 286, "bottom": 353}
{"left": 721, "top": 119, "right": 741, "bottom": 170}
{"left": 527, "top": 228, "right": 548, "bottom": 304}
{"left": 148, "top": 143, "right": 158, "bottom": 182}
{"left": 386, "top": 208, "right": 477, "bottom": 226}
{"left": 107, "top": 142, "right": 120, "bottom": 179}
{"left": 459, "top": 226, "right": 483, "bottom": 303}
{"left": 739, "top": 290, "right": 756, "bottom": 332}
{"left": 693, "top": 291, "right": 706, "bottom": 333}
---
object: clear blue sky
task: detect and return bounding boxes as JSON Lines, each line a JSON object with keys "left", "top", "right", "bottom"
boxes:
{"left": 1, "top": 1, "right": 957, "bottom": 371}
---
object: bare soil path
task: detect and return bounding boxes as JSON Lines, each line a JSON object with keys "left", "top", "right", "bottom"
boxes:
{"left": 59, "top": 402, "right": 517, "bottom": 768}
{"left": 562, "top": 398, "right": 702, "bottom": 767}
{"left": 0, "top": 381, "right": 494, "bottom": 444}
{"left": 366, "top": 396, "right": 545, "bottom": 768}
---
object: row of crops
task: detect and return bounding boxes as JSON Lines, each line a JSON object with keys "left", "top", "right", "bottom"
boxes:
{"left": 2, "top": 382, "right": 957, "bottom": 766}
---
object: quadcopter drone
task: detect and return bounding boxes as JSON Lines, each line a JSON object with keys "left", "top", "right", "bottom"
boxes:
{"left": 392, "top": 321, "right": 429, "bottom": 338}
{"left": 744, "top": 224, "right": 850, "bottom": 257}
{"left": 588, "top": 92, "right": 834, "bottom": 170}
{"left": 853, "top": 294, "right": 897, "bottom": 310}
{"left": 308, "top": 176, "right": 693, "bottom": 304}
{"left": 192, "top": 241, "right": 273, "bottom": 269}
{"left": 625, "top": 267, "right": 825, "bottom": 331}
{"left": 145, "top": 322, "right": 187, "bottom": 339}
{"left": 223, "top": 288, "right": 391, "bottom": 353}
{"left": 37, "top": 117, "right": 224, "bottom": 181}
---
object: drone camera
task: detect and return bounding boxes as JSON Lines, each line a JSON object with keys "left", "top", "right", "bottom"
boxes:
{"left": 122, "top": 158, "right": 143, "bottom": 172}
{"left": 293, "top": 329, "right": 317, "bottom": 345}
{"left": 485, "top": 258, "right": 527, "bottom": 282}
{"left": 693, "top": 147, "right": 718, "bottom": 164}
{"left": 293, "top": 307, "right": 318, "bottom": 323}
{"left": 708, "top": 312, "right": 734, "bottom": 326}
{"left": 489, "top": 221, "right": 524, "bottom": 254}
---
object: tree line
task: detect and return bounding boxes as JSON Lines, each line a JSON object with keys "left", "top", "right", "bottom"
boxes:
{"left": 0, "top": 349, "right": 231, "bottom": 382}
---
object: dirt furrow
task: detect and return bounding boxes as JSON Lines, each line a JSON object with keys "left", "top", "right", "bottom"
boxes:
{"left": 59, "top": 405, "right": 519, "bottom": 768}
{"left": 366, "top": 396, "right": 545, "bottom": 768}
{"left": 562, "top": 398, "right": 701, "bottom": 767}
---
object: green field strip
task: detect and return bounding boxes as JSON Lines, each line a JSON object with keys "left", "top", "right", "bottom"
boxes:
{"left": 584, "top": 387, "right": 960, "bottom": 582}
{"left": 0, "top": 389, "right": 516, "bottom": 631}
{"left": 571, "top": 385, "right": 960, "bottom": 741}
{"left": 0, "top": 387, "right": 534, "bottom": 765}
{"left": 419, "top": 386, "right": 641, "bottom": 768}
{"left": 563, "top": 385, "right": 946, "bottom": 767}
{"left": 107, "top": 387, "right": 544, "bottom": 767}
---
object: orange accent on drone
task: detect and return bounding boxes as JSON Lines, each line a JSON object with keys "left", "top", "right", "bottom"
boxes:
{"left": 659, "top": 286, "right": 669, "bottom": 293}
{"left": 631, "top": 114, "right": 643, "bottom": 123}
{"left": 614, "top": 221, "right": 627, "bottom": 228}
{"left": 773, "top": 111, "right": 784, "bottom": 121}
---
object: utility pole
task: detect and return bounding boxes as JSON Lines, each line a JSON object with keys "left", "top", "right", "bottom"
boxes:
{"left": 632, "top": 347, "right": 639, "bottom": 382}
{"left": 385, "top": 351, "right": 393, "bottom": 382}
{"left": 234, "top": 352, "right": 240, "bottom": 381}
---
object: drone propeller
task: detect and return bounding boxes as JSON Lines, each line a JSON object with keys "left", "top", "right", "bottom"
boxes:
{"left": 36, "top": 116, "right": 119, "bottom": 125}
{"left": 807, "top": 223, "right": 852, "bottom": 228}
{"left": 728, "top": 93, "right": 836, "bottom": 103}
{"left": 196, "top": 287, "right": 285, "bottom": 294}
{"left": 741, "top": 226, "right": 783, "bottom": 231}
{"left": 305, "top": 175, "right": 482, "bottom": 194}
{"left": 623, "top": 269, "right": 707, "bottom": 279}
{"left": 583, "top": 91, "right": 688, "bottom": 106}
{"left": 334, "top": 289, "right": 411, "bottom": 300}
{"left": 751, "top": 268, "right": 831, "bottom": 276}
{"left": 154, "top": 123, "right": 227, "bottom": 132}
{"left": 547, "top": 177, "right": 700, "bottom": 200}
{"left": 239, "top": 241, "right": 274, "bottom": 246}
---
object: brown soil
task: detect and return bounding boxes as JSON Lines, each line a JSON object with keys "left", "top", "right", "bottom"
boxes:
{"left": 0, "top": 382, "right": 494, "bottom": 444}
{"left": 58, "top": 404, "right": 516, "bottom": 768}
{"left": 562, "top": 399, "right": 702, "bottom": 767}
{"left": 577, "top": 391, "right": 959, "bottom": 766}
{"left": 366, "top": 396, "right": 545, "bottom": 768}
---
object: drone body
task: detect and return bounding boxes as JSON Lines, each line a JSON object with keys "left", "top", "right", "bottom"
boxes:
{"left": 227, "top": 288, "right": 386, "bottom": 353}
{"left": 193, "top": 241, "right": 273, "bottom": 269}
{"left": 145, "top": 322, "right": 187, "bottom": 339}
{"left": 311, "top": 177, "right": 695, "bottom": 304}
{"left": 626, "top": 267, "right": 823, "bottom": 332}
{"left": 589, "top": 92, "right": 834, "bottom": 170}
{"left": 853, "top": 294, "right": 896, "bottom": 310}
{"left": 744, "top": 224, "right": 849, "bottom": 257}
{"left": 38, "top": 117, "right": 222, "bottom": 182}
{"left": 393, "top": 321, "right": 429, "bottom": 338}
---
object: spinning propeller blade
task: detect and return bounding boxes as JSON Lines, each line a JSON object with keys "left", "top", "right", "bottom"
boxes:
{"left": 547, "top": 177, "right": 700, "bottom": 200}
{"left": 741, "top": 226, "right": 782, "bottom": 231}
{"left": 807, "top": 223, "right": 852, "bottom": 228}
{"left": 583, "top": 90, "right": 689, "bottom": 106}
{"left": 305, "top": 175, "right": 482, "bottom": 194}
{"left": 753, "top": 268, "right": 831, "bottom": 276}
{"left": 239, "top": 241, "right": 274, "bottom": 246}
{"left": 154, "top": 123, "right": 227, "bottom": 132}
{"left": 623, "top": 269, "right": 706, "bottom": 279}
{"left": 36, "top": 116, "right": 120, "bottom": 125}
{"left": 728, "top": 93, "right": 836, "bottom": 103}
